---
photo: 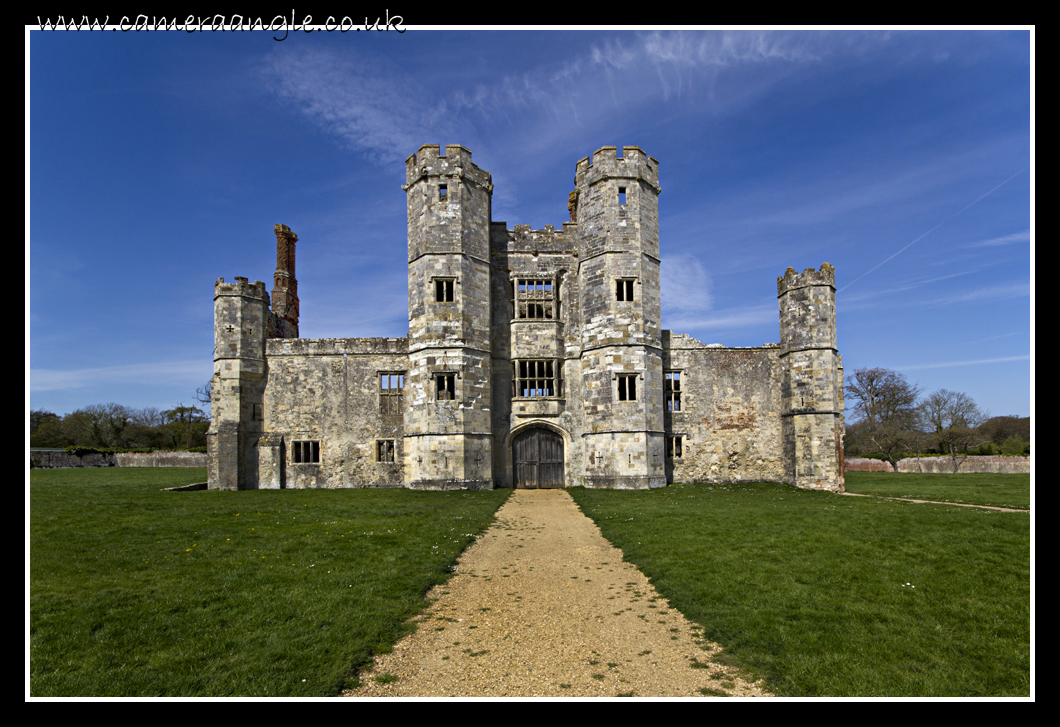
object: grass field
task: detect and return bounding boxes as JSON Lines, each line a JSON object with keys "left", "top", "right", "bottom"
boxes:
{"left": 843, "top": 471, "right": 1030, "bottom": 510}
{"left": 569, "top": 478, "right": 1031, "bottom": 697}
{"left": 29, "top": 468, "right": 509, "bottom": 697}
{"left": 31, "top": 468, "right": 1031, "bottom": 697}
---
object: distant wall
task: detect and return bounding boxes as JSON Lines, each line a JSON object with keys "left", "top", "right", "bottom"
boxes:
{"left": 844, "top": 457, "right": 894, "bottom": 472}
{"left": 30, "top": 451, "right": 206, "bottom": 468}
{"left": 845, "top": 456, "right": 1029, "bottom": 474}
{"left": 116, "top": 452, "right": 207, "bottom": 468}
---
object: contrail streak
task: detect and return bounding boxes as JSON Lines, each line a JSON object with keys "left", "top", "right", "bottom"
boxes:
{"left": 839, "top": 166, "right": 1029, "bottom": 293}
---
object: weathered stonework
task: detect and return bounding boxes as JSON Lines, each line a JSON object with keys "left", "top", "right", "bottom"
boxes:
{"left": 208, "top": 145, "right": 844, "bottom": 492}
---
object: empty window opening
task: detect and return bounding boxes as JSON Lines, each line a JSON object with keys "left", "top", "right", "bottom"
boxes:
{"left": 515, "top": 360, "right": 558, "bottom": 398}
{"left": 666, "top": 435, "right": 683, "bottom": 459}
{"left": 618, "top": 186, "right": 626, "bottom": 205}
{"left": 292, "top": 440, "right": 320, "bottom": 464}
{"left": 436, "top": 373, "right": 456, "bottom": 401}
{"left": 439, "top": 184, "right": 447, "bottom": 200}
{"left": 616, "top": 279, "right": 634, "bottom": 302}
{"left": 514, "top": 279, "right": 555, "bottom": 319}
{"left": 664, "top": 371, "right": 682, "bottom": 412}
{"left": 377, "top": 439, "right": 396, "bottom": 463}
{"left": 380, "top": 372, "right": 405, "bottom": 415}
{"left": 435, "top": 279, "right": 454, "bottom": 302}
{"left": 617, "top": 374, "right": 637, "bottom": 402}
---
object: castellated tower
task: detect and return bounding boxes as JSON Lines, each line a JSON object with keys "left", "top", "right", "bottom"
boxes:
{"left": 575, "top": 146, "right": 666, "bottom": 488}
{"left": 778, "top": 264, "right": 845, "bottom": 492}
{"left": 207, "top": 277, "right": 269, "bottom": 490}
{"left": 402, "top": 144, "right": 494, "bottom": 489}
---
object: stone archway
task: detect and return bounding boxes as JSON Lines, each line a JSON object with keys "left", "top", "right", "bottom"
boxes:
{"left": 512, "top": 427, "right": 565, "bottom": 489}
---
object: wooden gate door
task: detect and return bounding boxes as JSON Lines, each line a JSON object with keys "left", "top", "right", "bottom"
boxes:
{"left": 512, "top": 428, "right": 564, "bottom": 489}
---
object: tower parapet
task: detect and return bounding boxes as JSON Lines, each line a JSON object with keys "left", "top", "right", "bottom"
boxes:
{"left": 778, "top": 263, "right": 844, "bottom": 492}
{"left": 574, "top": 146, "right": 660, "bottom": 193}
{"left": 404, "top": 144, "right": 492, "bottom": 194}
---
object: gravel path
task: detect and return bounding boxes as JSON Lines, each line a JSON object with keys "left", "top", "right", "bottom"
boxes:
{"left": 346, "top": 489, "right": 771, "bottom": 698}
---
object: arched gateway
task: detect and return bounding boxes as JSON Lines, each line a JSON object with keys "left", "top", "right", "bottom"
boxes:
{"left": 512, "top": 427, "right": 564, "bottom": 489}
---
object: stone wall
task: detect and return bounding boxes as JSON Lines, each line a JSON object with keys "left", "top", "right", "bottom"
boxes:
{"left": 843, "top": 457, "right": 894, "bottom": 472}
{"left": 663, "top": 334, "right": 785, "bottom": 484}
{"left": 263, "top": 337, "right": 408, "bottom": 488}
{"left": 31, "top": 451, "right": 117, "bottom": 468}
{"left": 116, "top": 452, "right": 206, "bottom": 467}
{"left": 844, "top": 456, "right": 1030, "bottom": 474}
{"left": 30, "top": 451, "right": 206, "bottom": 468}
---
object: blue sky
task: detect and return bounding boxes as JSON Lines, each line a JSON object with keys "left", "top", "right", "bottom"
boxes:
{"left": 28, "top": 28, "right": 1032, "bottom": 421}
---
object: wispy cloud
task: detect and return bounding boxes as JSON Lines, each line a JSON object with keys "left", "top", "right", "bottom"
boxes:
{"left": 843, "top": 281, "right": 1029, "bottom": 312}
{"left": 661, "top": 255, "right": 713, "bottom": 316}
{"left": 261, "top": 49, "right": 442, "bottom": 163}
{"left": 972, "top": 229, "right": 1030, "bottom": 247}
{"left": 30, "top": 361, "right": 211, "bottom": 392}
{"left": 664, "top": 304, "right": 776, "bottom": 333}
{"left": 898, "top": 355, "right": 1029, "bottom": 370}
{"left": 260, "top": 30, "right": 873, "bottom": 164}
{"left": 921, "top": 282, "right": 1030, "bottom": 307}
{"left": 841, "top": 270, "right": 977, "bottom": 305}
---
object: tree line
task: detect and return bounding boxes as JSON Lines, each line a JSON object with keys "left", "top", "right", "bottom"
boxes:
{"left": 30, "top": 386, "right": 211, "bottom": 451}
{"left": 844, "top": 368, "right": 1030, "bottom": 473}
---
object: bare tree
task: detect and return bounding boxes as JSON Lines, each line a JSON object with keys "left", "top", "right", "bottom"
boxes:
{"left": 920, "top": 389, "right": 989, "bottom": 472}
{"left": 195, "top": 381, "right": 212, "bottom": 418}
{"left": 845, "top": 368, "right": 922, "bottom": 471}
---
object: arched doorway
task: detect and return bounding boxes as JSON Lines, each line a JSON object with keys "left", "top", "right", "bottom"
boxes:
{"left": 512, "top": 427, "right": 564, "bottom": 489}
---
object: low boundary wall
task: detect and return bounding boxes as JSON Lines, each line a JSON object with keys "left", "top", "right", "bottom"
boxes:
{"left": 845, "top": 455, "right": 1029, "bottom": 474}
{"left": 30, "top": 451, "right": 207, "bottom": 468}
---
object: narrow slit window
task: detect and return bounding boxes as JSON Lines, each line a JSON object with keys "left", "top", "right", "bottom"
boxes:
{"left": 617, "top": 374, "right": 637, "bottom": 402}
{"left": 666, "top": 435, "right": 683, "bottom": 459}
{"left": 616, "top": 279, "right": 634, "bottom": 302}
{"left": 618, "top": 186, "right": 626, "bottom": 205}
{"left": 435, "top": 279, "right": 454, "bottom": 302}
{"left": 436, "top": 373, "right": 456, "bottom": 401}
{"left": 439, "top": 184, "right": 447, "bottom": 200}
{"left": 377, "top": 439, "right": 396, "bottom": 463}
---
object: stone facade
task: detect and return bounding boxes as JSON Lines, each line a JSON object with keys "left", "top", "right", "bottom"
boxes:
{"left": 207, "top": 145, "right": 845, "bottom": 492}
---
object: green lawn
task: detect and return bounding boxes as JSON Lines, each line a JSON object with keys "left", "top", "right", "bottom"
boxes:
{"left": 569, "top": 480, "right": 1030, "bottom": 697}
{"left": 843, "top": 471, "right": 1030, "bottom": 510}
{"left": 30, "top": 468, "right": 509, "bottom": 697}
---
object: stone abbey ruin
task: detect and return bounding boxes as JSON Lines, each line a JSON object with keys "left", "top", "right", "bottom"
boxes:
{"left": 207, "top": 145, "right": 844, "bottom": 492}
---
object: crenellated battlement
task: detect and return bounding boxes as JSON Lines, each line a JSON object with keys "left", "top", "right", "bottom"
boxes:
{"left": 404, "top": 143, "right": 492, "bottom": 191}
{"left": 491, "top": 223, "right": 578, "bottom": 254}
{"left": 215, "top": 277, "right": 269, "bottom": 302}
{"left": 777, "top": 263, "right": 836, "bottom": 296}
{"left": 575, "top": 146, "right": 660, "bottom": 193}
